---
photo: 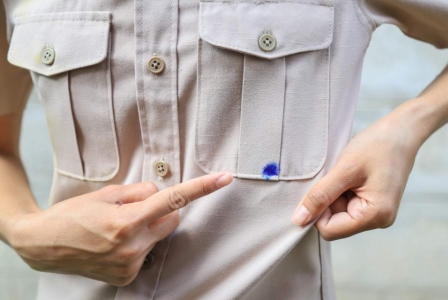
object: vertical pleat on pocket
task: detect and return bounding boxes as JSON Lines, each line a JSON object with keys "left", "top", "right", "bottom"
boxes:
{"left": 36, "top": 73, "right": 84, "bottom": 177}
{"left": 238, "top": 55, "right": 285, "bottom": 180}
{"left": 196, "top": 1, "right": 334, "bottom": 181}
{"left": 196, "top": 41, "right": 244, "bottom": 174}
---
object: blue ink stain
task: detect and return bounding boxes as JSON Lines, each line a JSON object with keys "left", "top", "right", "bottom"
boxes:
{"left": 262, "top": 163, "right": 280, "bottom": 180}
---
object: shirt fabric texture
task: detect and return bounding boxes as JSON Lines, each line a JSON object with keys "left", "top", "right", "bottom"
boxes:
{"left": 1, "top": 0, "right": 448, "bottom": 299}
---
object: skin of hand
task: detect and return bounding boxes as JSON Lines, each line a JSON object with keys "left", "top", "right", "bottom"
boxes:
{"left": 292, "top": 110, "right": 418, "bottom": 240}
{"left": 292, "top": 64, "right": 448, "bottom": 241}
{"left": 4, "top": 172, "right": 233, "bottom": 287}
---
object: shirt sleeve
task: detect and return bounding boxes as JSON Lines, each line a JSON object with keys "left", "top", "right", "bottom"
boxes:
{"left": 361, "top": 0, "right": 448, "bottom": 49}
{"left": 0, "top": 0, "right": 31, "bottom": 116}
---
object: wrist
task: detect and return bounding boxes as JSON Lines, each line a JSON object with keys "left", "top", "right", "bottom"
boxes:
{"left": 2, "top": 211, "right": 40, "bottom": 248}
{"left": 4, "top": 212, "right": 51, "bottom": 270}
{"left": 388, "top": 97, "right": 446, "bottom": 150}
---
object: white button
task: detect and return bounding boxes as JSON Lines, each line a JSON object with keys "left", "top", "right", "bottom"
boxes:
{"left": 258, "top": 34, "right": 276, "bottom": 52}
{"left": 41, "top": 47, "right": 55, "bottom": 65}
{"left": 155, "top": 160, "right": 169, "bottom": 177}
{"left": 147, "top": 55, "right": 165, "bottom": 74}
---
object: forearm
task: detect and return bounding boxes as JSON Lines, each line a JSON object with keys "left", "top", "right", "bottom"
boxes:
{"left": 418, "top": 64, "right": 448, "bottom": 130}
{"left": 0, "top": 1, "right": 39, "bottom": 244}
{"left": 0, "top": 114, "right": 40, "bottom": 245}
{"left": 385, "top": 64, "right": 448, "bottom": 150}
{"left": 295, "top": 65, "right": 448, "bottom": 239}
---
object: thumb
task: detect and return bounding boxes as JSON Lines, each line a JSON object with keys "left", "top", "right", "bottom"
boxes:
{"left": 292, "top": 165, "right": 357, "bottom": 226}
{"left": 100, "top": 181, "right": 159, "bottom": 205}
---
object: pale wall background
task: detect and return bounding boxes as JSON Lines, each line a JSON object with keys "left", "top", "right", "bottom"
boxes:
{"left": 1, "top": 25, "right": 448, "bottom": 299}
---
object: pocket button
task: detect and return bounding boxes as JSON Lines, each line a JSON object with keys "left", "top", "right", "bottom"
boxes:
{"left": 154, "top": 160, "right": 169, "bottom": 177}
{"left": 147, "top": 55, "right": 165, "bottom": 74}
{"left": 41, "top": 47, "right": 56, "bottom": 65}
{"left": 258, "top": 33, "right": 276, "bottom": 52}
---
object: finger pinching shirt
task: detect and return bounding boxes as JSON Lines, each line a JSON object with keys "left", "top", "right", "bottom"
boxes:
{"left": 1, "top": 0, "right": 448, "bottom": 299}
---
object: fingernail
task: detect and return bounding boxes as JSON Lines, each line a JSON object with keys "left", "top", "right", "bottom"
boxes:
{"left": 216, "top": 173, "right": 233, "bottom": 188}
{"left": 292, "top": 205, "right": 311, "bottom": 226}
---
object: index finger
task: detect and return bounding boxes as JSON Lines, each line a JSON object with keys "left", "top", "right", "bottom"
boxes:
{"left": 137, "top": 172, "right": 233, "bottom": 223}
{"left": 315, "top": 196, "right": 375, "bottom": 241}
{"left": 292, "top": 163, "right": 363, "bottom": 226}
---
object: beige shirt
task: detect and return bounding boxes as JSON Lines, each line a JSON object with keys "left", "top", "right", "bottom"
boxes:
{"left": 1, "top": 0, "right": 448, "bottom": 299}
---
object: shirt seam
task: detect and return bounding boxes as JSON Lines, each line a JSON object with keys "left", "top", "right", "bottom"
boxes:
{"left": 351, "top": 0, "right": 376, "bottom": 35}
{"left": 150, "top": 0, "right": 179, "bottom": 297}
{"left": 358, "top": 0, "right": 377, "bottom": 28}
{"left": 318, "top": 231, "right": 324, "bottom": 300}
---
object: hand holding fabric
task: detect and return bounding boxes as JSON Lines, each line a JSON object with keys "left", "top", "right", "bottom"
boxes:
{"left": 292, "top": 102, "right": 424, "bottom": 240}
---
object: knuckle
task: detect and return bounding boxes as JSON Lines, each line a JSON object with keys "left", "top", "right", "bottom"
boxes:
{"left": 112, "top": 280, "right": 127, "bottom": 287}
{"left": 306, "top": 189, "right": 331, "bottom": 211}
{"left": 129, "top": 261, "right": 143, "bottom": 276}
{"left": 143, "top": 181, "right": 158, "bottom": 195}
{"left": 317, "top": 225, "right": 349, "bottom": 242}
{"left": 120, "top": 265, "right": 138, "bottom": 278}
{"left": 105, "top": 218, "right": 136, "bottom": 246}
{"left": 101, "top": 184, "right": 121, "bottom": 194}
{"left": 316, "top": 224, "right": 338, "bottom": 242}
{"left": 377, "top": 207, "right": 396, "bottom": 228}
{"left": 320, "top": 231, "right": 337, "bottom": 242}
{"left": 93, "top": 237, "right": 115, "bottom": 255}
{"left": 114, "top": 274, "right": 137, "bottom": 287}
{"left": 27, "top": 260, "right": 47, "bottom": 272}
{"left": 167, "top": 188, "right": 190, "bottom": 211}
{"left": 371, "top": 204, "right": 396, "bottom": 228}
{"left": 111, "top": 219, "right": 132, "bottom": 240}
{"left": 116, "top": 247, "right": 141, "bottom": 264}
{"left": 112, "top": 262, "right": 142, "bottom": 286}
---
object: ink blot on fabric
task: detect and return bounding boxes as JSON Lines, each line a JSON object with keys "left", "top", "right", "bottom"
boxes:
{"left": 262, "top": 163, "right": 279, "bottom": 180}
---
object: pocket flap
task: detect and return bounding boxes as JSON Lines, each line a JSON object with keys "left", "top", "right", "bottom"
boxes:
{"left": 199, "top": 1, "right": 334, "bottom": 60}
{"left": 8, "top": 11, "right": 110, "bottom": 77}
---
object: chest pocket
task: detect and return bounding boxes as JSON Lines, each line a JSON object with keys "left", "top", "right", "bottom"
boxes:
{"left": 195, "top": 1, "right": 334, "bottom": 181}
{"left": 8, "top": 11, "right": 119, "bottom": 181}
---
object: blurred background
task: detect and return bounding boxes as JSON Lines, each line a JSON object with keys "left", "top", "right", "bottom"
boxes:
{"left": 1, "top": 25, "right": 448, "bottom": 299}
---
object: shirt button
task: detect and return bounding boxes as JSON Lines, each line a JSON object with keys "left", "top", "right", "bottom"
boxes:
{"left": 41, "top": 47, "right": 55, "bottom": 65}
{"left": 258, "top": 33, "right": 276, "bottom": 52}
{"left": 147, "top": 55, "right": 165, "bottom": 74}
{"left": 142, "top": 252, "right": 154, "bottom": 270}
{"left": 154, "top": 160, "right": 169, "bottom": 177}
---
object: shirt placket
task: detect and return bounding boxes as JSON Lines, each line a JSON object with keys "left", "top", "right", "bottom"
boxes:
{"left": 115, "top": 0, "right": 180, "bottom": 299}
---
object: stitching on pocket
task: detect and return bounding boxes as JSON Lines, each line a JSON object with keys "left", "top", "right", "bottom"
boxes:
{"left": 8, "top": 21, "right": 109, "bottom": 75}
{"left": 53, "top": 56, "right": 118, "bottom": 182}
{"left": 278, "top": 47, "right": 329, "bottom": 180}
{"left": 15, "top": 19, "right": 109, "bottom": 24}
{"left": 200, "top": 3, "right": 334, "bottom": 58}
{"left": 84, "top": 36, "right": 120, "bottom": 181}
{"left": 194, "top": 39, "right": 214, "bottom": 174}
